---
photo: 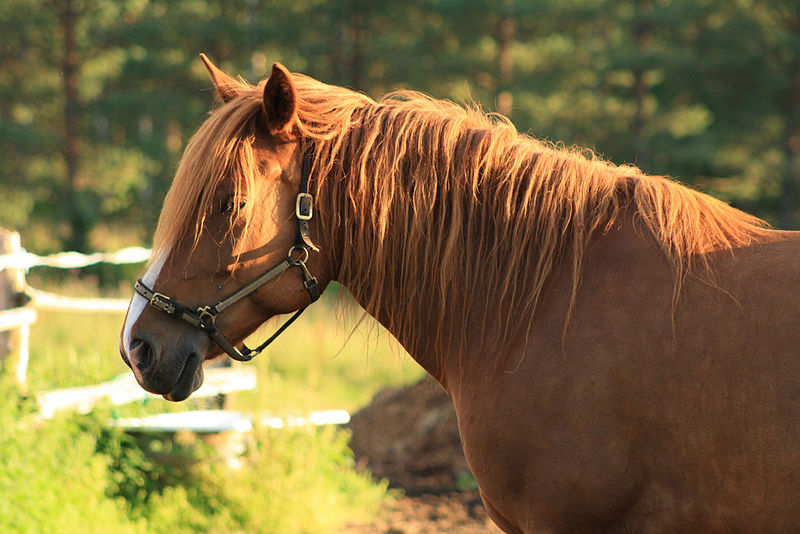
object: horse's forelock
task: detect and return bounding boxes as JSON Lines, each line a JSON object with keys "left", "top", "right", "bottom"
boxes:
{"left": 152, "top": 89, "right": 263, "bottom": 264}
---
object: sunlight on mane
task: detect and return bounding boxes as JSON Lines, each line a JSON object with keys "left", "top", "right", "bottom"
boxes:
{"left": 151, "top": 91, "right": 264, "bottom": 263}
{"left": 154, "top": 68, "right": 770, "bottom": 366}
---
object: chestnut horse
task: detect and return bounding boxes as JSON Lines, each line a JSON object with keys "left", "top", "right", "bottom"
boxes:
{"left": 120, "top": 55, "right": 800, "bottom": 532}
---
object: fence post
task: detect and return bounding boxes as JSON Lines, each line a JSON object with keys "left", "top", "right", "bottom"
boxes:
{"left": 0, "top": 228, "right": 31, "bottom": 389}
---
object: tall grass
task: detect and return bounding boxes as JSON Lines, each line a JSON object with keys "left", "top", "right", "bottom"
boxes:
{"left": 5, "top": 279, "right": 425, "bottom": 532}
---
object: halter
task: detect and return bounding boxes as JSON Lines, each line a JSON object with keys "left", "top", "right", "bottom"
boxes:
{"left": 134, "top": 145, "right": 321, "bottom": 362}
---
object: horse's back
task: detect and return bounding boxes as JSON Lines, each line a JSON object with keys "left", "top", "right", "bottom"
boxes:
{"left": 454, "top": 223, "right": 800, "bottom": 532}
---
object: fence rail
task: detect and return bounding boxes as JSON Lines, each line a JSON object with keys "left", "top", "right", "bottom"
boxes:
{"left": 27, "top": 286, "right": 131, "bottom": 313}
{"left": 0, "top": 246, "right": 151, "bottom": 270}
{"left": 0, "top": 306, "right": 36, "bottom": 332}
{"left": 37, "top": 366, "right": 257, "bottom": 419}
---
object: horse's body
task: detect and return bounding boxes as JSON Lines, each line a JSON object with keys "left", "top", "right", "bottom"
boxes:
{"left": 453, "top": 219, "right": 800, "bottom": 532}
{"left": 120, "top": 56, "right": 800, "bottom": 532}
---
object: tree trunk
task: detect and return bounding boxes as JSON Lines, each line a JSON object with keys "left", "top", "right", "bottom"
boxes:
{"left": 60, "top": 0, "right": 88, "bottom": 252}
{"left": 779, "top": 17, "right": 800, "bottom": 230}
{"left": 631, "top": 0, "right": 651, "bottom": 172}
{"left": 347, "top": 0, "right": 366, "bottom": 90}
{"left": 496, "top": 14, "right": 515, "bottom": 118}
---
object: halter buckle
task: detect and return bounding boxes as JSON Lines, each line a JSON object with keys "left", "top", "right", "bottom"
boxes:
{"left": 150, "top": 293, "right": 175, "bottom": 314}
{"left": 295, "top": 193, "right": 313, "bottom": 221}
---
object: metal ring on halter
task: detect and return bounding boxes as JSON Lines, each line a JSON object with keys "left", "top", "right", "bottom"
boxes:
{"left": 288, "top": 245, "right": 309, "bottom": 265}
{"left": 196, "top": 306, "right": 217, "bottom": 329}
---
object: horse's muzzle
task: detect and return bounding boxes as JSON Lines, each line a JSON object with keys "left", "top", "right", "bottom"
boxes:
{"left": 123, "top": 333, "right": 204, "bottom": 401}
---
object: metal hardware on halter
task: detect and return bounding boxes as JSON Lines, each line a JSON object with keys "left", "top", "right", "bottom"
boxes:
{"left": 296, "top": 149, "right": 319, "bottom": 252}
{"left": 296, "top": 193, "right": 313, "bottom": 220}
{"left": 290, "top": 245, "right": 321, "bottom": 301}
{"left": 133, "top": 142, "right": 321, "bottom": 362}
{"left": 196, "top": 306, "right": 217, "bottom": 329}
{"left": 150, "top": 293, "right": 176, "bottom": 314}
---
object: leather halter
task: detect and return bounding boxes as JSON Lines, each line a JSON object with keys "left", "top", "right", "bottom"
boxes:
{"left": 134, "top": 145, "right": 321, "bottom": 362}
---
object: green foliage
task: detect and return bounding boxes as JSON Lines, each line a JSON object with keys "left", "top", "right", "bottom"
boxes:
{"left": 132, "top": 426, "right": 385, "bottom": 534}
{"left": 0, "top": 381, "right": 384, "bottom": 534}
{"left": 0, "top": 382, "right": 145, "bottom": 534}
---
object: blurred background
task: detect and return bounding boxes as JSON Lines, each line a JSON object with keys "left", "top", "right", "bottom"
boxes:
{"left": 2, "top": 0, "right": 798, "bottom": 258}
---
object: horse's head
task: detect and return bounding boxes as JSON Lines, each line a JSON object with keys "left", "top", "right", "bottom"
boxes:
{"left": 119, "top": 55, "right": 332, "bottom": 401}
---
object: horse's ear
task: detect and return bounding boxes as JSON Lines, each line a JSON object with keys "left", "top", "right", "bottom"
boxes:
{"left": 262, "top": 62, "right": 297, "bottom": 136}
{"left": 199, "top": 53, "right": 240, "bottom": 103}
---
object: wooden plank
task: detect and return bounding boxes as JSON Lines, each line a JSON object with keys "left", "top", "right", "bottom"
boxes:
{"left": 0, "top": 307, "right": 36, "bottom": 332}
{"left": 112, "top": 410, "right": 254, "bottom": 433}
{"left": 259, "top": 409, "right": 351, "bottom": 429}
{"left": 37, "top": 366, "right": 257, "bottom": 419}
{"left": 0, "top": 246, "right": 151, "bottom": 270}
{"left": 28, "top": 287, "right": 130, "bottom": 313}
{"left": 112, "top": 409, "right": 351, "bottom": 433}
{"left": 0, "top": 229, "right": 12, "bottom": 358}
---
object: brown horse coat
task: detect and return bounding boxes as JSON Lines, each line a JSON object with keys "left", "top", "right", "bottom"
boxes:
{"left": 451, "top": 219, "right": 800, "bottom": 532}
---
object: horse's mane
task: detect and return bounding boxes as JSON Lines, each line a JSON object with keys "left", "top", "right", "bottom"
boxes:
{"left": 154, "top": 71, "right": 770, "bottom": 369}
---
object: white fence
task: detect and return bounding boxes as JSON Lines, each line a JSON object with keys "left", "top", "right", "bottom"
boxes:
{"left": 0, "top": 229, "right": 150, "bottom": 388}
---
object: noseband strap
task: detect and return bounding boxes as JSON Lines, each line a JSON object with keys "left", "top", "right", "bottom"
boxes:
{"left": 134, "top": 145, "right": 321, "bottom": 362}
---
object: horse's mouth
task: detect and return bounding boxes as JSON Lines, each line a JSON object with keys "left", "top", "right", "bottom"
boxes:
{"left": 162, "top": 353, "right": 204, "bottom": 402}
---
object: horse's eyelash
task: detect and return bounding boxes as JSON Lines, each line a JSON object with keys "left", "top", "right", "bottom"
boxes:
{"left": 220, "top": 196, "right": 247, "bottom": 215}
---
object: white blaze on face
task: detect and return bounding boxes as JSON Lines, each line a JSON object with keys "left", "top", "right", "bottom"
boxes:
{"left": 122, "top": 247, "right": 170, "bottom": 353}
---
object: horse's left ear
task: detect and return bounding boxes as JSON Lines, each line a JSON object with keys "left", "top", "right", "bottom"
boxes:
{"left": 200, "top": 53, "right": 241, "bottom": 103}
{"left": 262, "top": 63, "right": 297, "bottom": 136}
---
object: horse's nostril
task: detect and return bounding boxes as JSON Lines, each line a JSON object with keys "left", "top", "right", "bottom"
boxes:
{"left": 131, "top": 337, "right": 154, "bottom": 372}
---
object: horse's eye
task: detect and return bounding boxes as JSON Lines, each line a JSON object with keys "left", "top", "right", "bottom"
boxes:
{"left": 220, "top": 197, "right": 247, "bottom": 215}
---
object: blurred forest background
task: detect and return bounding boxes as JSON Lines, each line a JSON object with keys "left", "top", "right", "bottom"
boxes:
{"left": 1, "top": 0, "right": 799, "bottom": 256}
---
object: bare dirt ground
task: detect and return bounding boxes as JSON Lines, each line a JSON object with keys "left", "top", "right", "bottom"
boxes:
{"left": 344, "top": 377, "right": 502, "bottom": 533}
{"left": 343, "top": 491, "right": 501, "bottom": 533}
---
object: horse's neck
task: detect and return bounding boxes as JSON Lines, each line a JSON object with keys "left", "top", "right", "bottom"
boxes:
{"left": 340, "top": 274, "right": 448, "bottom": 381}
{"left": 315, "top": 179, "right": 448, "bottom": 382}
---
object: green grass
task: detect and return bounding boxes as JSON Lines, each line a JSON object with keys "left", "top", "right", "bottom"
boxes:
{"left": 27, "top": 310, "right": 130, "bottom": 391}
{"left": 5, "top": 279, "right": 425, "bottom": 533}
{"left": 234, "top": 297, "right": 423, "bottom": 414}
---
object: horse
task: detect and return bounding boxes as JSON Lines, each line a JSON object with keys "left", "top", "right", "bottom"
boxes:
{"left": 120, "top": 54, "right": 800, "bottom": 533}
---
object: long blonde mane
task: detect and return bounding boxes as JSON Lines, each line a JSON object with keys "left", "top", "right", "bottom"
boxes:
{"left": 154, "top": 70, "right": 770, "bottom": 366}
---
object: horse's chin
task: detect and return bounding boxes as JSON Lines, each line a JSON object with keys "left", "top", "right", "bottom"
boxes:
{"left": 162, "top": 353, "right": 204, "bottom": 402}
